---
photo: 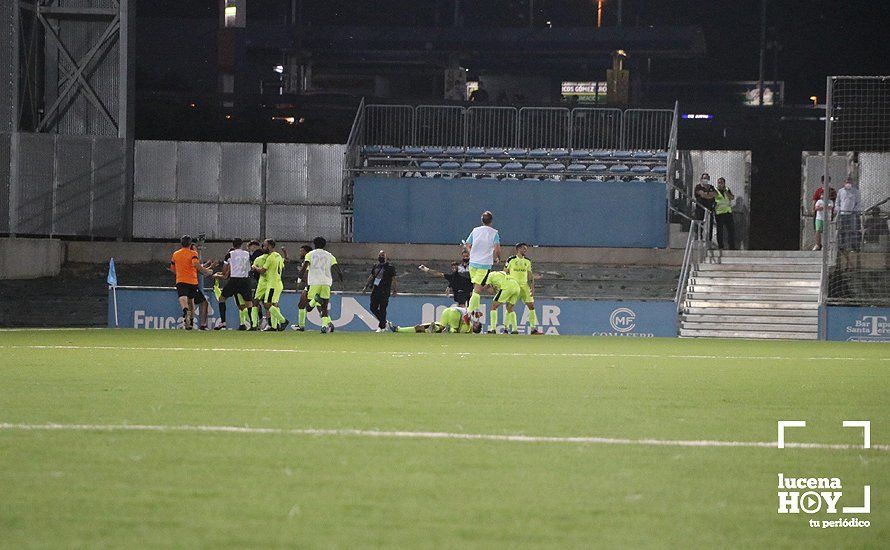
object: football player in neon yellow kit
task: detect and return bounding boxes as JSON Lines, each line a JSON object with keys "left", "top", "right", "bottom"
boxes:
{"left": 484, "top": 271, "right": 520, "bottom": 334}
{"left": 253, "top": 239, "right": 288, "bottom": 331}
{"left": 388, "top": 306, "right": 483, "bottom": 334}
{"left": 504, "top": 242, "right": 541, "bottom": 335}
{"left": 298, "top": 236, "right": 344, "bottom": 333}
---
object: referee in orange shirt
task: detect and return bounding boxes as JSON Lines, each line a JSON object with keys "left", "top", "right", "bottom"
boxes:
{"left": 169, "top": 235, "right": 213, "bottom": 330}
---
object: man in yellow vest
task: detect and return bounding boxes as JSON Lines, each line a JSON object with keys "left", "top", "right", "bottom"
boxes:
{"left": 714, "top": 177, "right": 736, "bottom": 250}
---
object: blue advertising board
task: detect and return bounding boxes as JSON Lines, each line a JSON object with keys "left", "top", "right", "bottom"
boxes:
{"left": 825, "top": 306, "right": 890, "bottom": 342}
{"left": 109, "top": 287, "right": 678, "bottom": 337}
{"left": 353, "top": 176, "right": 668, "bottom": 248}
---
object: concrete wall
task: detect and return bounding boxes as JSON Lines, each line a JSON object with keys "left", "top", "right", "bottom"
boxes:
{"left": 0, "top": 238, "right": 63, "bottom": 279}
{"left": 64, "top": 240, "right": 683, "bottom": 266}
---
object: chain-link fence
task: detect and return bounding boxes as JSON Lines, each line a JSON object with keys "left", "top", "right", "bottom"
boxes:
{"left": 822, "top": 76, "right": 890, "bottom": 313}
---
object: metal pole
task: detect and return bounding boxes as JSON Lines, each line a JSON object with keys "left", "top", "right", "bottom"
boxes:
{"left": 819, "top": 76, "right": 833, "bottom": 341}
{"left": 757, "top": 0, "right": 766, "bottom": 106}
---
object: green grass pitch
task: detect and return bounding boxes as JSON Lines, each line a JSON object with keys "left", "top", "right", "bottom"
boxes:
{"left": 0, "top": 329, "right": 887, "bottom": 548}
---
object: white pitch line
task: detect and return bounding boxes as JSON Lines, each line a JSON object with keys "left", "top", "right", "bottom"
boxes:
{"left": 0, "top": 344, "right": 888, "bottom": 363}
{"left": 0, "top": 422, "right": 886, "bottom": 452}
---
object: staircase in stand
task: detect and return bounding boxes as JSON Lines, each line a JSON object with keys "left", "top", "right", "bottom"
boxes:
{"left": 679, "top": 250, "right": 822, "bottom": 340}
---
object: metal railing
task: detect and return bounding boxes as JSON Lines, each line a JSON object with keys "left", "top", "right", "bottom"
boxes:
{"left": 341, "top": 97, "right": 366, "bottom": 241}
{"left": 675, "top": 209, "right": 712, "bottom": 313}
{"left": 358, "top": 104, "right": 676, "bottom": 151}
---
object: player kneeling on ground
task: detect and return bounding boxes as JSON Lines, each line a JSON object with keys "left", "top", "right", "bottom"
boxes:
{"left": 389, "top": 306, "right": 483, "bottom": 334}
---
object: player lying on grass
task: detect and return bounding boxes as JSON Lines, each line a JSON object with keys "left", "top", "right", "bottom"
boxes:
{"left": 388, "top": 306, "right": 483, "bottom": 333}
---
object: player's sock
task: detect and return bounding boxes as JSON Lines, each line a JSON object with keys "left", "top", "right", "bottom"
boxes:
{"left": 489, "top": 309, "right": 498, "bottom": 332}
{"left": 507, "top": 311, "right": 517, "bottom": 332}
{"left": 182, "top": 308, "right": 188, "bottom": 321}
{"left": 528, "top": 308, "right": 538, "bottom": 327}
{"left": 396, "top": 326, "right": 415, "bottom": 333}
{"left": 469, "top": 292, "right": 481, "bottom": 312}
{"left": 298, "top": 308, "right": 307, "bottom": 327}
{"left": 239, "top": 308, "right": 249, "bottom": 327}
{"left": 218, "top": 301, "right": 227, "bottom": 323}
{"left": 270, "top": 306, "right": 285, "bottom": 324}
{"left": 250, "top": 307, "right": 259, "bottom": 326}
{"left": 322, "top": 315, "right": 331, "bottom": 326}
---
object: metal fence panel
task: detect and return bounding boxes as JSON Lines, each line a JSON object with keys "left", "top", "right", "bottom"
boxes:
{"left": 570, "top": 108, "right": 622, "bottom": 150}
{"left": 518, "top": 107, "right": 570, "bottom": 149}
{"left": 219, "top": 142, "right": 262, "bottom": 202}
{"left": 91, "top": 136, "right": 125, "bottom": 237}
{"left": 176, "top": 141, "right": 220, "bottom": 201}
{"left": 133, "top": 201, "right": 176, "bottom": 239}
{"left": 414, "top": 105, "right": 465, "bottom": 147}
{"left": 800, "top": 151, "right": 852, "bottom": 249}
{"left": 266, "top": 143, "right": 308, "bottom": 203}
{"left": 621, "top": 109, "right": 673, "bottom": 150}
{"left": 307, "top": 205, "right": 342, "bottom": 242}
{"left": 53, "top": 135, "right": 92, "bottom": 236}
{"left": 363, "top": 105, "right": 413, "bottom": 146}
{"left": 0, "top": 133, "right": 9, "bottom": 233}
{"left": 177, "top": 203, "right": 218, "bottom": 240}
{"left": 466, "top": 107, "right": 518, "bottom": 148}
{"left": 135, "top": 140, "right": 177, "bottom": 201}
{"left": 306, "top": 144, "right": 346, "bottom": 204}
{"left": 266, "top": 204, "right": 308, "bottom": 241}
{"left": 218, "top": 203, "right": 262, "bottom": 240}
{"left": 15, "top": 133, "right": 55, "bottom": 234}
{"left": 859, "top": 153, "right": 890, "bottom": 211}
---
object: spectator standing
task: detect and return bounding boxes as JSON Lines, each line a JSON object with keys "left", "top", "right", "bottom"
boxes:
{"left": 694, "top": 173, "right": 717, "bottom": 243}
{"left": 363, "top": 250, "right": 397, "bottom": 332}
{"left": 714, "top": 177, "right": 736, "bottom": 250}
{"left": 836, "top": 177, "right": 861, "bottom": 253}
{"left": 813, "top": 196, "right": 834, "bottom": 251}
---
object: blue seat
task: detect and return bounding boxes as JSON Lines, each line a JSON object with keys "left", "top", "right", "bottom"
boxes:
{"left": 507, "top": 148, "right": 528, "bottom": 157}
{"left": 466, "top": 147, "right": 485, "bottom": 156}
{"left": 545, "top": 163, "right": 566, "bottom": 171}
{"left": 590, "top": 150, "right": 612, "bottom": 158}
{"left": 403, "top": 146, "right": 424, "bottom": 155}
{"left": 651, "top": 165, "right": 668, "bottom": 174}
{"left": 548, "top": 148, "right": 569, "bottom": 157}
{"left": 653, "top": 150, "right": 669, "bottom": 159}
{"left": 482, "top": 162, "right": 503, "bottom": 170}
{"left": 524, "top": 162, "right": 545, "bottom": 171}
{"left": 424, "top": 146, "right": 446, "bottom": 156}
{"left": 609, "top": 164, "right": 630, "bottom": 173}
{"left": 419, "top": 161, "right": 439, "bottom": 169}
{"left": 631, "top": 165, "right": 651, "bottom": 173}
{"left": 612, "top": 150, "right": 633, "bottom": 158}
{"left": 485, "top": 148, "right": 508, "bottom": 158}
{"left": 503, "top": 162, "right": 523, "bottom": 171}
{"left": 363, "top": 145, "right": 383, "bottom": 155}
{"left": 444, "top": 146, "right": 465, "bottom": 156}
{"left": 570, "top": 149, "right": 591, "bottom": 158}
{"left": 461, "top": 162, "right": 482, "bottom": 170}
{"left": 586, "top": 164, "right": 608, "bottom": 172}
{"left": 528, "top": 148, "right": 548, "bottom": 157}
{"left": 632, "top": 151, "right": 653, "bottom": 159}
{"left": 440, "top": 161, "right": 461, "bottom": 170}
{"left": 567, "top": 163, "right": 587, "bottom": 172}
{"left": 381, "top": 146, "right": 401, "bottom": 155}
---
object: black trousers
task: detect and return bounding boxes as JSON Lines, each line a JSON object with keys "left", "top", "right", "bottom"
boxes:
{"left": 370, "top": 290, "right": 390, "bottom": 329}
{"left": 715, "top": 212, "right": 736, "bottom": 250}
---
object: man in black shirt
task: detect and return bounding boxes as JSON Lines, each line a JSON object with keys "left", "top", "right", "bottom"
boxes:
{"left": 694, "top": 172, "right": 717, "bottom": 243}
{"left": 363, "top": 250, "right": 398, "bottom": 332}
{"left": 419, "top": 261, "right": 474, "bottom": 306}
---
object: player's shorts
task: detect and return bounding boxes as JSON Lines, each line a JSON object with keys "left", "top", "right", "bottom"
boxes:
{"left": 307, "top": 284, "right": 331, "bottom": 302}
{"left": 176, "top": 283, "right": 206, "bottom": 304}
{"left": 518, "top": 283, "right": 533, "bottom": 304}
{"left": 221, "top": 277, "right": 252, "bottom": 301}
{"left": 254, "top": 281, "right": 268, "bottom": 301}
{"left": 492, "top": 279, "right": 520, "bottom": 306}
{"left": 469, "top": 267, "right": 491, "bottom": 285}
{"left": 262, "top": 284, "right": 284, "bottom": 304}
{"left": 815, "top": 219, "right": 825, "bottom": 231}
{"left": 439, "top": 308, "right": 462, "bottom": 332}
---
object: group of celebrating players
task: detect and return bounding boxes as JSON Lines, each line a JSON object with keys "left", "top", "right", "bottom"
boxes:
{"left": 169, "top": 209, "right": 540, "bottom": 334}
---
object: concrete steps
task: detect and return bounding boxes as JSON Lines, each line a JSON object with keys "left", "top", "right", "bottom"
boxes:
{"left": 679, "top": 250, "right": 821, "bottom": 340}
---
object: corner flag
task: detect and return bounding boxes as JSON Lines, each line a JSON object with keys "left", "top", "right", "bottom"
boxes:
{"left": 107, "top": 258, "right": 118, "bottom": 287}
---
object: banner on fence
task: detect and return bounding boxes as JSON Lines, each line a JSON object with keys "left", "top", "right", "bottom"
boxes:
{"left": 108, "top": 287, "right": 678, "bottom": 337}
{"left": 825, "top": 306, "right": 890, "bottom": 342}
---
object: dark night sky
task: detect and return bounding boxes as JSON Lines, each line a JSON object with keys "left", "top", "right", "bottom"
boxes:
{"left": 145, "top": 0, "right": 889, "bottom": 103}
